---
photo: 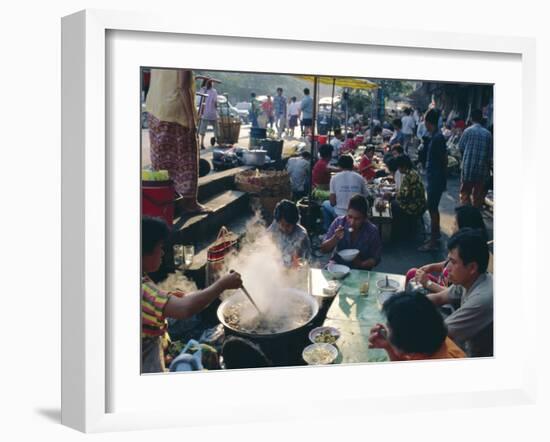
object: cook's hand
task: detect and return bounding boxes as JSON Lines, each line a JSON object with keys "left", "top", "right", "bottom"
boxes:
{"left": 368, "top": 323, "right": 390, "bottom": 349}
{"left": 333, "top": 225, "right": 345, "bottom": 241}
{"left": 219, "top": 271, "right": 242, "bottom": 291}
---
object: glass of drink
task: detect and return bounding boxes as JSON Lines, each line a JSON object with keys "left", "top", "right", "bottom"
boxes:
{"left": 173, "top": 244, "right": 184, "bottom": 269}
{"left": 360, "top": 272, "right": 370, "bottom": 295}
{"left": 183, "top": 245, "right": 195, "bottom": 267}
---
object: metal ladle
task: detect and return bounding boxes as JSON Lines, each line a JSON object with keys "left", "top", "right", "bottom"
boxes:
{"left": 230, "top": 270, "right": 262, "bottom": 316}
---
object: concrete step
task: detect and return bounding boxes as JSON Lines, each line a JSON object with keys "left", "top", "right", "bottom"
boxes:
{"left": 172, "top": 166, "right": 251, "bottom": 219}
{"left": 172, "top": 189, "right": 250, "bottom": 247}
{"left": 197, "top": 165, "right": 251, "bottom": 203}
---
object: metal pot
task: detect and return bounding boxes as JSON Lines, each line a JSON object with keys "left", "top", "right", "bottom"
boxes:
{"left": 217, "top": 288, "right": 319, "bottom": 339}
{"left": 242, "top": 149, "right": 267, "bottom": 166}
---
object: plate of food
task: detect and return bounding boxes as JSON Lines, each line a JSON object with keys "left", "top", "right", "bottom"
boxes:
{"left": 302, "top": 343, "right": 338, "bottom": 365}
{"left": 309, "top": 326, "right": 341, "bottom": 345}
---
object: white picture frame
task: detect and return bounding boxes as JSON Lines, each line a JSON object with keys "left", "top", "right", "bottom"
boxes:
{"left": 61, "top": 9, "right": 537, "bottom": 433}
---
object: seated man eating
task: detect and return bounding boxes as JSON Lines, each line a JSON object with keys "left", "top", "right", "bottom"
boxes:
{"left": 426, "top": 228, "right": 493, "bottom": 357}
{"left": 320, "top": 194, "right": 382, "bottom": 270}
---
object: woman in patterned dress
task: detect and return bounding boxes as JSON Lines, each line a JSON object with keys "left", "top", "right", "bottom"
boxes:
{"left": 145, "top": 68, "right": 210, "bottom": 214}
{"left": 390, "top": 154, "right": 426, "bottom": 239}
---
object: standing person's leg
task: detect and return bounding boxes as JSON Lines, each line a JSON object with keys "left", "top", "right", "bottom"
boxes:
{"left": 472, "top": 180, "right": 486, "bottom": 209}
{"left": 212, "top": 119, "right": 219, "bottom": 145}
{"left": 173, "top": 125, "right": 211, "bottom": 214}
{"left": 303, "top": 119, "right": 312, "bottom": 137}
{"left": 275, "top": 114, "right": 281, "bottom": 136}
{"left": 149, "top": 115, "right": 206, "bottom": 213}
{"left": 250, "top": 113, "right": 258, "bottom": 128}
{"left": 279, "top": 114, "right": 286, "bottom": 137}
{"left": 419, "top": 185, "right": 443, "bottom": 251}
{"left": 198, "top": 118, "right": 208, "bottom": 149}
{"left": 459, "top": 180, "right": 473, "bottom": 205}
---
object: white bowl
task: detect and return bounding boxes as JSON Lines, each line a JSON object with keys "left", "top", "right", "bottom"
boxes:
{"left": 302, "top": 343, "right": 338, "bottom": 365}
{"left": 376, "top": 277, "right": 400, "bottom": 292}
{"left": 309, "top": 326, "right": 341, "bottom": 345}
{"left": 326, "top": 263, "right": 350, "bottom": 279}
{"left": 337, "top": 248, "right": 360, "bottom": 262}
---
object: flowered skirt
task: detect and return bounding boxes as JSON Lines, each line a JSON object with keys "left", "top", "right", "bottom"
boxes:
{"left": 148, "top": 114, "right": 198, "bottom": 198}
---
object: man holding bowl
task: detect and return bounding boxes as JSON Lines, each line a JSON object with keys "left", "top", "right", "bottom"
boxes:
{"left": 320, "top": 194, "right": 382, "bottom": 270}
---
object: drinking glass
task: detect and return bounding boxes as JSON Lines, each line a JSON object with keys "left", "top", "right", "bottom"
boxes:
{"left": 183, "top": 245, "right": 194, "bottom": 267}
{"left": 173, "top": 245, "right": 184, "bottom": 269}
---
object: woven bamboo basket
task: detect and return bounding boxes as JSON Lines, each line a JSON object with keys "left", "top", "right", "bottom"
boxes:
{"left": 236, "top": 170, "right": 291, "bottom": 221}
{"left": 217, "top": 117, "right": 241, "bottom": 145}
{"left": 235, "top": 170, "right": 291, "bottom": 197}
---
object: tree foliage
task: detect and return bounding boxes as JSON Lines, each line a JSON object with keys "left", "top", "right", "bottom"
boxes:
{"left": 195, "top": 70, "right": 315, "bottom": 103}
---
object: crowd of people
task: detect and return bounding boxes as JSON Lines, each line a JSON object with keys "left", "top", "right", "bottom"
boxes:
{"left": 142, "top": 68, "right": 494, "bottom": 371}
{"left": 248, "top": 87, "right": 315, "bottom": 138}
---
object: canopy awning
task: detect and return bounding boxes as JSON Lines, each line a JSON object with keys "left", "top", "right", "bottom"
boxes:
{"left": 297, "top": 75, "right": 378, "bottom": 90}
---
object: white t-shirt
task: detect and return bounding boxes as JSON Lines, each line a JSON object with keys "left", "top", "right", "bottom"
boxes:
{"left": 401, "top": 115, "right": 415, "bottom": 135}
{"left": 288, "top": 102, "right": 300, "bottom": 116}
{"left": 329, "top": 171, "right": 368, "bottom": 216}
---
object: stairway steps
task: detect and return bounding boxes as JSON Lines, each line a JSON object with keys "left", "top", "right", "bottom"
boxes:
{"left": 172, "top": 189, "right": 250, "bottom": 247}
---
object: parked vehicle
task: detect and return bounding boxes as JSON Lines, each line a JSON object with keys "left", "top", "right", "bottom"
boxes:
{"left": 235, "top": 101, "right": 251, "bottom": 124}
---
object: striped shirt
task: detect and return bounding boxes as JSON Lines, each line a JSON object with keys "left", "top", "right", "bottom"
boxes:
{"left": 459, "top": 123, "right": 493, "bottom": 182}
{"left": 141, "top": 275, "right": 171, "bottom": 337}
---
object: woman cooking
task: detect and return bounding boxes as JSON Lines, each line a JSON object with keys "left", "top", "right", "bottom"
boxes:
{"left": 141, "top": 216, "right": 242, "bottom": 373}
{"left": 320, "top": 194, "right": 382, "bottom": 270}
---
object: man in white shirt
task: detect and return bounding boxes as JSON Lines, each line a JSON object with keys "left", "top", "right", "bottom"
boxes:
{"left": 401, "top": 108, "right": 416, "bottom": 153}
{"left": 321, "top": 154, "right": 368, "bottom": 231}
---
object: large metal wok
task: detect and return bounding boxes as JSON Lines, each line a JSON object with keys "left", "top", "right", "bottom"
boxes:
{"left": 217, "top": 288, "right": 319, "bottom": 339}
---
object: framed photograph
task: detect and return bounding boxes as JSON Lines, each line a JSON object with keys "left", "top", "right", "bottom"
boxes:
{"left": 62, "top": 9, "right": 537, "bottom": 433}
